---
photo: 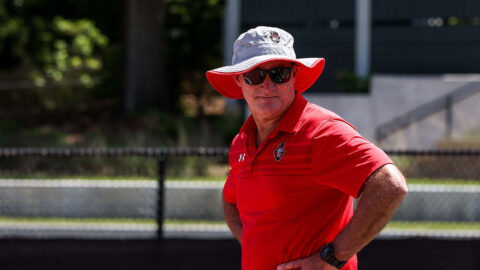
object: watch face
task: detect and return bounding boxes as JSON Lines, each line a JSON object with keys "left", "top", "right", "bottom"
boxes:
{"left": 321, "top": 244, "right": 348, "bottom": 269}
{"left": 321, "top": 245, "right": 332, "bottom": 257}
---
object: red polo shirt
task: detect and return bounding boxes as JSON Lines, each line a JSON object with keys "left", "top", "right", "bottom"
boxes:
{"left": 224, "top": 93, "right": 393, "bottom": 270}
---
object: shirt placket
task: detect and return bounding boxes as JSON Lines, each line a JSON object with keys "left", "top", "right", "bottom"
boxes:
{"left": 248, "top": 129, "right": 280, "bottom": 176}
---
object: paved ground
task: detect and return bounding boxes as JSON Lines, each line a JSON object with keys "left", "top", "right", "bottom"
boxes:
{"left": 0, "top": 237, "right": 479, "bottom": 270}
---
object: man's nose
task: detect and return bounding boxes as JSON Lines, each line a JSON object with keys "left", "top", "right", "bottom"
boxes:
{"left": 261, "top": 74, "right": 276, "bottom": 90}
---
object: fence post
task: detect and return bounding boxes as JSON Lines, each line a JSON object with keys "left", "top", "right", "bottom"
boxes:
{"left": 446, "top": 95, "right": 453, "bottom": 139}
{"left": 157, "top": 154, "right": 167, "bottom": 240}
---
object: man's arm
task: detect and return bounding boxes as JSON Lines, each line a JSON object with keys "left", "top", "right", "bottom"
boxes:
{"left": 223, "top": 198, "right": 243, "bottom": 244}
{"left": 277, "top": 164, "right": 407, "bottom": 270}
{"left": 331, "top": 164, "right": 407, "bottom": 261}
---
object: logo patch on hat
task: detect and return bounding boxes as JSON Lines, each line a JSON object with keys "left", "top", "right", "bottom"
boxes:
{"left": 270, "top": 30, "right": 280, "bottom": 43}
{"left": 273, "top": 142, "right": 285, "bottom": 161}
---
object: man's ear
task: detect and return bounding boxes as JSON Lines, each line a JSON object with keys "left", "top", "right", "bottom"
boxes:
{"left": 234, "top": 74, "right": 243, "bottom": 87}
{"left": 292, "top": 65, "right": 300, "bottom": 78}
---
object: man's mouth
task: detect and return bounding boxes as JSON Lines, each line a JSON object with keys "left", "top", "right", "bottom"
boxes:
{"left": 256, "top": 96, "right": 278, "bottom": 99}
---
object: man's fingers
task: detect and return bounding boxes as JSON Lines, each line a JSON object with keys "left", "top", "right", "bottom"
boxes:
{"left": 277, "top": 258, "right": 304, "bottom": 270}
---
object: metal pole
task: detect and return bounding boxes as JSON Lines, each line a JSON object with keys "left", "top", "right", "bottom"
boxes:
{"left": 223, "top": 0, "right": 242, "bottom": 114}
{"left": 223, "top": 0, "right": 241, "bottom": 66}
{"left": 446, "top": 95, "right": 453, "bottom": 139}
{"left": 355, "top": 0, "right": 371, "bottom": 78}
{"left": 157, "top": 154, "right": 167, "bottom": 240}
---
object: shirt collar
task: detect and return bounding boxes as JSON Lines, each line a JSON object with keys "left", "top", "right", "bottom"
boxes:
{"left": 276, "top": 93, "right": 308, "bottom": 133}
{"left": 239, "top": 93, "right": 308, "bottom": 137}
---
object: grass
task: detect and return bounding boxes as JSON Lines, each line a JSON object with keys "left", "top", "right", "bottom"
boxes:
{"left": 164, "top": 219, "right": 225, "bottom": 225}
{"left": 0, "top": 217, "right": 221, "bottom": 225}
{"left": 0, "top": 217, "right": 479, "bottom": 231}
{"left": 0, "top": 175, "right": 157, "bottom": 181}
{"left": 164, "top": 176, "right": 225, "bottom": 181}
{"left": 0, "top": 175, "right": 478, "bottom": 184}
{"left": 406, "top": 178, "right": 480, "bottom": 185}
{"left": 385, "top": 221, "right": 480, "bottom": 231}
{"left": 0, "top": 175, "right": 227, "bottom": 181}
{"left": 0, "top": 216, "right": 156, "bottom": 224}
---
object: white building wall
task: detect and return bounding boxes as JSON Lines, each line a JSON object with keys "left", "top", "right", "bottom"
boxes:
{"left": 305, "top": 74, "right": 480, "bottom": 149}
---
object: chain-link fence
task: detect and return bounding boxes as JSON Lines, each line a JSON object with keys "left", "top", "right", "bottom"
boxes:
{"left": 384, "top": 150, "right": 480, "bottom": 239}
{"left": 0, "top": 148, "right": 478, "bottom": 240}
{"left": 0, "top": 148, "right": 229, "bottom": 240}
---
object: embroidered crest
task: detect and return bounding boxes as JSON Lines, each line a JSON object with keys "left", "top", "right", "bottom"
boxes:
{"left": 270, "top": 30, "right": 280, "bottom": 43}
{"left": 273, "top": 142, "right": 285, "bottom": 161}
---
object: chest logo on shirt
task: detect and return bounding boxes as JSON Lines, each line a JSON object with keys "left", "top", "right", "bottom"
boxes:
{"left": 238, "top": 153, "right": 246, "bottom": 162}
{"left": 273, "top": 142, "right": 286, "bottom": 161}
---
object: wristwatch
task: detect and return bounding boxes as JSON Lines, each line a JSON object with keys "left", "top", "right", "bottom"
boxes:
{"left": 319, "top": 243, "right": 347, "bottom": 269}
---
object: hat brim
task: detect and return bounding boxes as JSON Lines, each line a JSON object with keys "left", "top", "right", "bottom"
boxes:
{"left": 206, "top": 56, "right": 325, "bottom": 99}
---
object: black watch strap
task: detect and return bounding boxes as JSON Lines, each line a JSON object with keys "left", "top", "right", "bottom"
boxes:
{"left": 319, "top": 243, "right": 347, "bottom": 269}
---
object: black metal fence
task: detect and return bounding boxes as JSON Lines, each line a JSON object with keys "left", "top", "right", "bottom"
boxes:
{"left": 0, "top": 147, "right": 229, "bottom": 240}
{"left": 0, "top": 147, "right": 479, "bottom": 269}
{"left": 0, "top": 147, "right": 479, "bottom": 241}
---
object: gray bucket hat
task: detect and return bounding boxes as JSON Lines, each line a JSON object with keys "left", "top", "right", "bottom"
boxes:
{"left": 206, "top": 26, "right": 325, "bottom": 99}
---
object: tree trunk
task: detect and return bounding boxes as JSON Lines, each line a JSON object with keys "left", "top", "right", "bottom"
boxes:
{"left": 124, "top": 0, "right": 168, "bottom": 113}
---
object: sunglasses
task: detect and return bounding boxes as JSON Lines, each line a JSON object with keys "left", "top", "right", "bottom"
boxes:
{"left": 243, "top": 66, "right": 294, "bottom": 85}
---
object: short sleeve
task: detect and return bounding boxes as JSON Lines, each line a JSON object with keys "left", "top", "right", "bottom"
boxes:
{"left": 312, "top": 119, "right": 393, "bottom": 198}
{"left": 223, "top": 167, "right": 238, "bottom": 204}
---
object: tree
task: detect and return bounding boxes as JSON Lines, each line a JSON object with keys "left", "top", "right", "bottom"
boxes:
{"left": 124, "top": 0, "right": 168, "bottom": 113}
{"left": 164, "top": 0, "right": 224, "bottom": 117}
{"left": 0, "top": 0, "right": 110, "bottom": 111}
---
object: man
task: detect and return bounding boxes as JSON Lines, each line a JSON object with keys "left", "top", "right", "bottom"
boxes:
{"left": 206, "top": 26, "right": 407, "bottom": 270}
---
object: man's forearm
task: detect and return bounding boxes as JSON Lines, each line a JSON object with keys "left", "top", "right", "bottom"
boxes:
{"left": 223, "top": 199, "right": 243, "bottom": 244}
{"left": 332, "top": 164, "right": 408, "bottom": 261}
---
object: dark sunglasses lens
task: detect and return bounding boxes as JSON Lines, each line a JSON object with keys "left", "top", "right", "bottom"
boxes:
{"left": 269, "top": 67, "right": 292, "bottom": 84}
{"left": 243, "top": 69, "right": 266, "bottom": 85}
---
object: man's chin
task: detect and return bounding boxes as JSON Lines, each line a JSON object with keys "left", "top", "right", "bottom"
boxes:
{"left": 255, "top": 96, "right": 280, "bottom": 102}
{"left": 254, "top": 106, "right": 285, "bottom": 116}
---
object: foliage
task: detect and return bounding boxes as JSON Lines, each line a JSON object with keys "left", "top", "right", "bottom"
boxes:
{"left": 0, "top": 0, "right": 109, "bottom": 110}
{"left": 163, "top": 0, "right": 239, "bottom": 149}
{"left": 165, "top": 0, "right": 225, "bottom": 116}
{"left": 335, "top": 70, "right": 370, "bottom": 93}
{"left": 0, "top": 0, "right": 237, "bottom": 149}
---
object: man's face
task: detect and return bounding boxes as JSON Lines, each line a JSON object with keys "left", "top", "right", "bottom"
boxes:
{"left": 236, "top": 61, "right": 296, "bottom": 120}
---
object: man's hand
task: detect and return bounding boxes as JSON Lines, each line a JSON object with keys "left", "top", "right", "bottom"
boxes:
{"left": 277, "top": 253, "right": 338, "bottom": 270}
